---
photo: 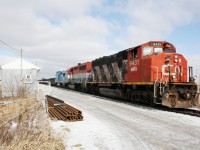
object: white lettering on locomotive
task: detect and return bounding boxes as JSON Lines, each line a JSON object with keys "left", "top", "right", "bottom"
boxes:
{"left": 131, "top": 66, "right": 137, "bottom": 72}
{"left": 152, "top": 42, "right": 162, "bottom": 47}
{"left": 162, "top": 65, "right": 181, "bottom": 76}
{"left": 129, "top": 59, "right": 139, "bottom": 66}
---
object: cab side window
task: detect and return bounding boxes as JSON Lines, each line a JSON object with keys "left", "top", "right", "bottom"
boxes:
{"left": 132, "top": 49, "right": 138, "bottom": 58}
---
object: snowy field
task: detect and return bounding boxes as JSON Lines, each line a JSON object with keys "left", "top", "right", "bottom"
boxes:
{"left": 40, "top": 85, "right": 200, "bottom": 150}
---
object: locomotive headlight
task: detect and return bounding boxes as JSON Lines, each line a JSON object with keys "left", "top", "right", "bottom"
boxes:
{"left": 166, "top": 56, "right": 170, "bottom": 60}
{"left": 165, "top": 56, "right": 170, "bottom": 64}
{"left": 174, "top": 55, "right": 178, "bottom": 63}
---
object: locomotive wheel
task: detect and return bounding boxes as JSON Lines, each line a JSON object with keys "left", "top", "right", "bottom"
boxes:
{"left": 147, "top": 91, "right": 155, "bottom": 106}
{"left": 171, "top": 98, "right": 176, "bottom": 107}
{"left": 126, "top": 88, "right": 133, "bottom": 102}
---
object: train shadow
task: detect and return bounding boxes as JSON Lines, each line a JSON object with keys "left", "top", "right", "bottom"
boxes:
{"left": 52, "top": 86, "right": 156, "bottom": 111}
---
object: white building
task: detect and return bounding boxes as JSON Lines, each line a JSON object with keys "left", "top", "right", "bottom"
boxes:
{"left": 0, "top": 58, "right": 40, "bottom": 98}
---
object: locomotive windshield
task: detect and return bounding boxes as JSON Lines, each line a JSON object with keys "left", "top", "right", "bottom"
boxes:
{"left": 154, "top": 47, "right": 176, "bottom": 54}
{"left": 163, "top": 43, "right": 175, "bottom": 53}
{"left": 143, "top": 46, "right": 163, "bottom": 56}
{"left": 163, "top": 47, "right": 175, "bottom": 53}
{"left": 154, "top": 47, "right": 163, "bottom": 54}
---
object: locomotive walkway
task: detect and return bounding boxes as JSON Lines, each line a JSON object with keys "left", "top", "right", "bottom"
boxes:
{"left": 45, "top": 85, "right": 200, "bottom": 150}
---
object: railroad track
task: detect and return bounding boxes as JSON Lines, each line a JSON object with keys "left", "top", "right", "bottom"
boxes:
{"left": 162, "top": 107, "right": 200, "bottom": 117}
{"left": 46, "top": 95, "right": 83, "bottom": 121}
{"left": 47, "top": 86, "right": 200, "bottom": 118}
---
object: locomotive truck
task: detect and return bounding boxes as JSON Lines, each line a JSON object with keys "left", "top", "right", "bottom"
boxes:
{"left": 55, "top": 41, "right": 198, "bottom": 108}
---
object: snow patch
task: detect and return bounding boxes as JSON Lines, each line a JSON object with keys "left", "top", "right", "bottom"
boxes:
{"left": 50, "top": 113, "right": 122, "bottom": 150}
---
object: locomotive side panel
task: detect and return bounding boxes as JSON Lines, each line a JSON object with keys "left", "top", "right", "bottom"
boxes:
{"left": 92, "top": 50, "right": 127, "bottom": 83}
{"left": 125, "top": 46, "right": 142, "bottom": 82}
{"left": 67, "top": 62, "right": 92, "bottom": 84}
{"left": 125, "top": 46, "right": 153, "bottom": 82}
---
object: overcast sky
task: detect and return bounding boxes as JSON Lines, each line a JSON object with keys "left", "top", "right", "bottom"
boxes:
{"left": 0, "top": 0, "right": 200, "bottom": 78}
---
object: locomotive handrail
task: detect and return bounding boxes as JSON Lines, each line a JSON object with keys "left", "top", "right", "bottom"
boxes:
{"left": 151, "top": 66, "right": 158, "bottom": 82}
{"left": 151, "top": 66, "right": 158, "bottom": 99}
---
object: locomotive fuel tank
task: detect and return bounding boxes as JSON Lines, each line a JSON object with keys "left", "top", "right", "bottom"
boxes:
{"left": 99, "top": 88, "right": 124, "bottom": 98}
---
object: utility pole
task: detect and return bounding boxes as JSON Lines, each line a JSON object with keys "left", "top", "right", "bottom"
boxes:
{"left": 20, "top": 49, "right": 23, "bottom": 78}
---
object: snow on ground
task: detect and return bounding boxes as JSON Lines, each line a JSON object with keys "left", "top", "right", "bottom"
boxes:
{"left": 40, "top": 85, "right": 200, "bottom": 150}
{"left": 50, "top": 113, "right": 122, "bottom": 150}
{"left": 50, "top": 109, "right": 200, "bottom": 150}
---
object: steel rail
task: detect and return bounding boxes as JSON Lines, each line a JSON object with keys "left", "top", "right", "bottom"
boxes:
{"left": 46, "top": 95, "right": 83, "bottom": 121}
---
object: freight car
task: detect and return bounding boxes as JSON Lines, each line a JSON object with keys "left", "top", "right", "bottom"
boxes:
{"left": 57, "top": 41, "right": 198, "bottom": 108}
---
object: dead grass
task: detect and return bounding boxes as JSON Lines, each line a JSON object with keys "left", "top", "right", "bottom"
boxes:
{"left": 0, "top": 130, "right": 64, "bottom": 150}
{"left": 72, "top": 144, "right": 82, "bottom": 147}
{"left": 0, "top": 97, "right": 37, "bottom": 122}
{"left": 0, "top": 97, "right": 65, "bottom": 150}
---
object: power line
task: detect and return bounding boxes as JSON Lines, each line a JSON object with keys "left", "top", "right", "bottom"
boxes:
{"left": 0, "top": 39, "right": 21, "bottom": 55}
{"left": 0, "top": 39, "right": 24, "bottom": 79}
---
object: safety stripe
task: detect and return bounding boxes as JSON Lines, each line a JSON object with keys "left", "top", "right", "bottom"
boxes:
{"left": 87, "top": 82, "right": 154, "bottom": 85}
{"left": 87, "top": 82, "right": 197, "bottom": 86}
{"left": 169, "top": 82, "right": 197, "bottom": 86}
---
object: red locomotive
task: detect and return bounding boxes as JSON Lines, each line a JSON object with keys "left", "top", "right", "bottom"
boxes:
{"left": 66, "top": 62, "right": 92, "bottom": 90}
{"left": 64, "top": 41, "right": 198, "bottom": 108}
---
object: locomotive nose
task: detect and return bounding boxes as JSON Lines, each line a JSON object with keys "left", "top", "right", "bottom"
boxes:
{"left": 165, "top": 55, "right": 170, "bottom": 64}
